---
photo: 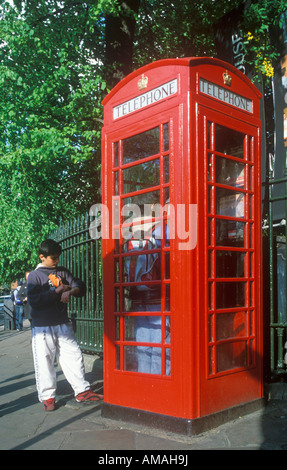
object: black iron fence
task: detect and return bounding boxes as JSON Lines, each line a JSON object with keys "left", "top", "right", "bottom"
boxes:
{"left": 265, "top": 163, "right": 287, "bottom": 378}
{"left": 51, "top": 213, "right": 103, "bottom": 354}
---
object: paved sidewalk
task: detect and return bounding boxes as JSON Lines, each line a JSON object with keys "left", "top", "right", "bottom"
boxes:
{"left": 1, "top": 322, "right": 287, "bottom": 450}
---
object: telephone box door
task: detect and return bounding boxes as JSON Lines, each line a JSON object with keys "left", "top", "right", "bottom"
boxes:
{"left": 198, "top": 106, "right": 263, "bottom": 416}
{"left": 102, "top": 107, "right": 189, "bottom": 418}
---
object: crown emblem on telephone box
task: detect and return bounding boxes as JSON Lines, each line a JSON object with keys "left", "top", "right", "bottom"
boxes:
{"left": 223, "top": 70, "right": 232, "bottom": 86}
{"left": 138, "top": 74, "right": 148, "bottom": 91}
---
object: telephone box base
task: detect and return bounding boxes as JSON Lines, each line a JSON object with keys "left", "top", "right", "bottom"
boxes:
{"left": 101, "top": 399, "right": 266, "bottom": 437}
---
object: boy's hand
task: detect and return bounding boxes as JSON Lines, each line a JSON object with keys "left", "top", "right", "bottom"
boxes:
{"left": 60, "top": 290, "right": 72, "bottom": 304}
{"left": 60, "top": 287, "right": 80, "bottom": 304}
{"left": 55, "top": 284, "right": 71, "bottom": 295}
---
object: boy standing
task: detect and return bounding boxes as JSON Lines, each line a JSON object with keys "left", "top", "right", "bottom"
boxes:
{"left": 27, "top": 239, "right": 102, "bottom": 411}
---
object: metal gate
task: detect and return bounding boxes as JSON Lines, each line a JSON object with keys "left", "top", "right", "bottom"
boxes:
{"left": 266, "top": 160, "right": 287, "bottom": 378}
{"left": 51, "top": 213, "right": 103, "bottom": 354}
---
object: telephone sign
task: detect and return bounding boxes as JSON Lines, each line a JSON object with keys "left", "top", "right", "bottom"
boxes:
{"left": 113, "top": 78, "right": 177, "bottom": 119}
{"left": 199, "top": 78, "right": 253, "bottom": 112}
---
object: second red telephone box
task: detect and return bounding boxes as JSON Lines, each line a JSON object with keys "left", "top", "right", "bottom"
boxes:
{"left": 100, "top": 58, "right": 263, "bottom": 433}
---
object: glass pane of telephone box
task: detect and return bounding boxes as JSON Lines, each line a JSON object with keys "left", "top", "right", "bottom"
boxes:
{"left": 216, "top": 188, "right": 245, "bottom": 218}
{"left": 123, "top": 190, "right": 161, "bottom": 221}
{"left": 165, "top": 284, "right": 170, "bottom": 311}
{"left": 123, "top": 287, "right": 161, "bottom": 312}
{"left": 215, "top": 124, "right": 244, "bottom": 159}
{"left": 122, "top": 243, "right": 161, "bottom": 283}
{"left": 215, "top": 157, "right": 245, "bottom": 188}
{"left": 164, "top": 155, "right": 169, "bottom": 182}
{"left": 124, "top": 316, "right": 162, "bottom": 342}
{"left": 124, "top": 345, "right": 138, "bottom": 372}
{"left": 163, "top": 122, "right": 169, "bottom": 151}
{"left": 216, "top": 341, "right": 247, "bottom": 373}
{"left": 165, "top": 348, "right": 171, "bottom": 376}
{"left": 216, "top": 311, "right": 247, "bottom": 340}
{"left": 114, "top": 171, "right": 119, "bottom": 195}
{"left": 123, "top": 127, "right": 160, "bottom": 164}
{"left": 114, "top": 141, "right": 119, "bottom": 167}
{"left": 124, "top": 345, "right": 162, "bottom": 374}
{"left": 216, "top": 282, "right": 245, "bottom": 308}
{"left": 216, "top": 220, "right": 245, "bottom": 247}
{"left": 123, "top": 159, "right": 160, "bottom": 194}
{"left": 216, "top": 251, "right": 245, "bottom": 278}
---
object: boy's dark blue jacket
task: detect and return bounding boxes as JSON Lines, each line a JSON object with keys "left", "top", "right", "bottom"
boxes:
{"left": 27, "top": 264, "right": 86, "bottom": 327}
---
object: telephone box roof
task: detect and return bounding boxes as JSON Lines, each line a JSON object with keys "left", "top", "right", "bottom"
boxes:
{"left": 102, "top": 57, "right": 262, "bottom": 106}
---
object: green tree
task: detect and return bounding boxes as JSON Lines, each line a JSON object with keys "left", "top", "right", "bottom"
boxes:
{"left": 133, "top": 0, "right": 239, "bottom": 65}
{"left": 0, "top": 0, "right": 108, "bottom": 282}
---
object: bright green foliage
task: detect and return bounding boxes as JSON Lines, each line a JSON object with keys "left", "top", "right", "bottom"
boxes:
{"left": 0, "top": 1, "right": 105, "bottom": 283}
{"left": 242, "top": 0, "right": 287, "bottom": 81}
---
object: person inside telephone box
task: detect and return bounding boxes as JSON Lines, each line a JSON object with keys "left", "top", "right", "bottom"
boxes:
{"left": 123, "top": 217, "right": 170, "bottom": 375}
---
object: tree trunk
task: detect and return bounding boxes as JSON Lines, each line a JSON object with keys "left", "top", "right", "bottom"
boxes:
{"left": 105, "top": 0, "right": 141, "bottom": 89}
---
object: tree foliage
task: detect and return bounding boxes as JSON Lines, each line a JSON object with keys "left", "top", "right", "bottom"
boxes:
{"left": 0, "top": 0, "right": 286, "bottom": 284}
{"left": 0, "top": 0, "right": 107, "bottom": 283}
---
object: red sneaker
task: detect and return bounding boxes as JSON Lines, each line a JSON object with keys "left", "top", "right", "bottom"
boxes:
{"left": 76, "top": 390, "right": 103, "bottom": 403}
{"left": 43, "top": 398, "right": 56, "bottom": 411}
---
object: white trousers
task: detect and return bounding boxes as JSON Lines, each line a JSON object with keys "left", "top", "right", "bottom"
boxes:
{"left": 32, "top": 323, "right": 90, "bottom": 402}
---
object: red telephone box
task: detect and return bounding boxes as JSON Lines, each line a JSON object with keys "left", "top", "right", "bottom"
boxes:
{"left": 101, "top": 58, "right": 263, "bottom": 433}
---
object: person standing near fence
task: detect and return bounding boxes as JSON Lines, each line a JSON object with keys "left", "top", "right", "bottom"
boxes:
{"left": 27, "top": 238, "right": 103, "bottom": 411}
{"left": 11, "top": 280, "right": 24, "bottom": 331}
{"left": 18, "top": 271, "right": 32, "bottom": 328}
